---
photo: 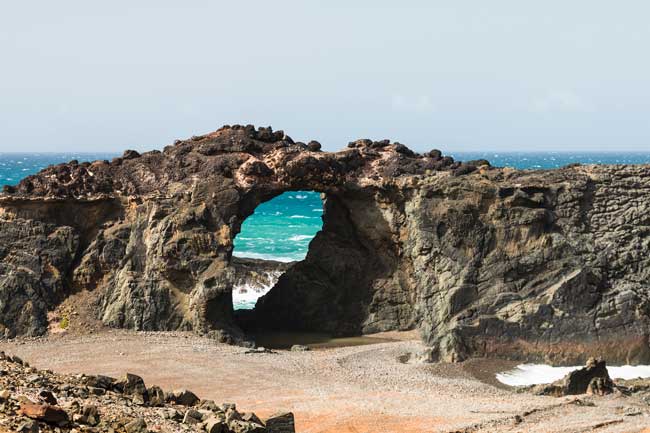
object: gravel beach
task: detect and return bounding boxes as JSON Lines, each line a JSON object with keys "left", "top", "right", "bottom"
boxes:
{"left": 2, "top": 331, "right": 649, "bottom": 433}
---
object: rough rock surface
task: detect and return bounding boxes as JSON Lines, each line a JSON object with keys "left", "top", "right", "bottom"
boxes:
{"left": 531, "top": 357, "right": 615, "bottom": 396}
{"left": 1, "top": 124, "right": 650, "bottom": 364}
{"left": 0, "top": 351, "right": 294, "bottom": 433}
{"left": 231, "top": 257, "right": 292, "bottom": 299}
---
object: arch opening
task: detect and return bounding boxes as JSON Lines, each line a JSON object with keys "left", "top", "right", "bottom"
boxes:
{"left": 231, "top": 191, "right": 324, "bottom": 310}
{"left": 228, "top": 187, "right": 411, "bottom": 350}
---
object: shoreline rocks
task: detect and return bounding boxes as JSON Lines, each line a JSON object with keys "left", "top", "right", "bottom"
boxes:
{"left": 0, "top": 351, "right": 295, "bottom": 433}
{"left": 531, "top": 358, "right": 616, "bottom": 397}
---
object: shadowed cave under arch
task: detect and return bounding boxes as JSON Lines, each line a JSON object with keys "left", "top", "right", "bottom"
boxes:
{"left": 230, "top": 190, "right": 324, "bottom": 310}
{"left": 230, "top": 187, "right": 413, "bottom": 339}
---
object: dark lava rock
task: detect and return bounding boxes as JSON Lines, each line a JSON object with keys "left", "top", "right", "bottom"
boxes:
{"left": 167, "top": 389, "right": 199, "bottom": 407}
{"left": 120, "top": 373, "right": 149, "bottom": 404}
{"left": 265, "top": 412, "right": 296, "bottom": 433}
{"left": 307, "top": 140, "right": 322, "bottom": 152}
{"left": 38, "top": 389, "right": 58, "bottom": 405}
{"left": 148, "top": 385, "right": 166, "bottom": 407}
{"left": 532, "top": 358, "right": 614, "bottom": 396}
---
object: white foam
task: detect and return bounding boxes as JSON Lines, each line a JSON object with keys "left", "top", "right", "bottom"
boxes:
{"left": 289, "top": 215, "right": 312, "bottom": 219}
{"left": 288, "top": 235, "right": 313, "bottom": 242}
{"left": 232, "top": 271, "right": 283, "bottom": 310}
{"left": 232, "top": 251, "right": 298, "bottom": 263}
{"left": 496, "top": 364, "right": 650, "bottom": 387}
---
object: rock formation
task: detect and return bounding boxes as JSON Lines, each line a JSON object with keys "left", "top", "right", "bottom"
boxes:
{"left": 531, "top": 357, "right": 614, "bottom": 396}
{"left": 1, "top": 124, "right": 649, "bottom": 364}
{"left": 0, "top": 351, "right": 294, "bottom": 432}
{"left": 231, "top": 258, "right": 292, "bottom": 306}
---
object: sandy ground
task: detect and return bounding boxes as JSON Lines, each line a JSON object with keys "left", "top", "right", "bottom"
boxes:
{"left": 2, "top": 330, "right": 650, "bottom": 433}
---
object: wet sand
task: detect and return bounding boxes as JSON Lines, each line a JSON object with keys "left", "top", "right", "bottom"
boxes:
{"left": 2, "top": 330, "right": 649, "bottom": 432}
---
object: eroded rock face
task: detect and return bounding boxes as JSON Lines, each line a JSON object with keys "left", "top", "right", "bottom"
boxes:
{"left": 1, "top": 124, "right": 649, "bottom": 364}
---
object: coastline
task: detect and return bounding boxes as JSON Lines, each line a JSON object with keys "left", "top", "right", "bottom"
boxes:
{"left": 2, "top": 330, "right": 650, "bottom": 432}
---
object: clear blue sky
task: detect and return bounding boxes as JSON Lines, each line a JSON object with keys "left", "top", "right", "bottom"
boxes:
{"left": 1, "top": 1, "right": 649, "bottom": 152}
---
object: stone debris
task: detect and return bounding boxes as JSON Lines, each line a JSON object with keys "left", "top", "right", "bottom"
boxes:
{"left": 0, "top": 351, "right": 295, "bottom": 432}
{"left": 289, "top": 345, "right": 310, "bottom": 352}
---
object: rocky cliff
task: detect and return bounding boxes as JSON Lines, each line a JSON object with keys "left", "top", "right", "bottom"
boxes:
{"left": 1, "top": 125, "right": 649, "bottom": 365}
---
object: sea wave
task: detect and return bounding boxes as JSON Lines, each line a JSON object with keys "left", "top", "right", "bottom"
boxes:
{"left": 232, "top": 251, "right": 298, "bottom": 263}
{"left": 232, "top": 271, "right": 284, "bottom": 310}
{"left": 288, "top": 235, "right": 313, "bottom": 242}
{"left": 496, "top": 364, "right": 650, "bottom": 386}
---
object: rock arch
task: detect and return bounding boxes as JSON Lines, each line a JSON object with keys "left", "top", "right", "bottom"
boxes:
{"left": 1, "top": 124, "right": 650, "bottom": 364}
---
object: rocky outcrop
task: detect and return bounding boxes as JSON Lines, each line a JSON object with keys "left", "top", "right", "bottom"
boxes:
{"left": 0, "top": 351, "right": 295, "bottom": 432}
{"left": 1, "top": 124, "right": 650, "bottom": 364}
{"left": 531, "top": 358, "right": 614, "bottom": 396}
{"left": 231, "top": 258, "right": 292, "bottom": 305}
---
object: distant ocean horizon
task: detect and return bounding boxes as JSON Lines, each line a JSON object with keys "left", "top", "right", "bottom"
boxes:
{"left": 2, "top": 150, "right": 650, "bottom": 266}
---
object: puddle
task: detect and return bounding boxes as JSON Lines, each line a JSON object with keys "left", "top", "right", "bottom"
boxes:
{"left": 251, "top": 331, "right": 395, "bottom": 350}
{"left": 496, "top": 364, "right": 650, "bottom": 386}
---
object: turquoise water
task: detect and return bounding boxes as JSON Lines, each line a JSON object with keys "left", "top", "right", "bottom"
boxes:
{"left": 233, "top": 191, "right": 324, "bottom": 262}
{"left": 2, "top": 152, "right": 650, "bottom": 265}
{"left": 451, "top": 151, "right": 650, "bottom": 170}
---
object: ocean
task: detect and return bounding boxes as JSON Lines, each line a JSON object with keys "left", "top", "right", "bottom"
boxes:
{"left": 3, "top": 151, "right": 650, "bottom": 309}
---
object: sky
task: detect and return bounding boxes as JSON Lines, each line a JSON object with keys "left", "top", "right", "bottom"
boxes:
{"left": 1, "top": 1, "right": 649, "bottom": 153}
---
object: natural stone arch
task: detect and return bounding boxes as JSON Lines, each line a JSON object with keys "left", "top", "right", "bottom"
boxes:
{"left": 1, "top": 124, "right": 650, "bottom": 364}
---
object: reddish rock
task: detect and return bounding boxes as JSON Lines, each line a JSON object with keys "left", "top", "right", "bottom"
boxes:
{"left": 19, "top": 402, "right": 69, "bottom": 423}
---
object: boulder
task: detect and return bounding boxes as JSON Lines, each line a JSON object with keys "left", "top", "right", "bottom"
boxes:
{"left": 265, "top": 412, "right": 295, "bottom": 433}
{"left": 182, "top": 408, "right": 203, "bottom": 425}
{"left": 205, "top": 416, "right": 228, "bottom": 433}
{"left": 168, "top": 388, "right": 199, "bottom": 406}
{"left": 74, "top": 404, "right": 100, "bottom": 426}
{"left": 307, "top": 140, "right": 322, "bottom": 152}
{"left": 125, "top": 417, "right": 148, "bottom": 433}
{"left": 84, "top": 374, "right": 116, "bottom": 390}
{"left": 242, "top": 412, "right": 263, "bottom": 424}
{"left": 533, "top": 358, "right": 614, "bottom": 396}
{"left": 19, "top": 402, "right": 69, "bottom": 424}
{"left": 120, "top": 373, "right": 149, "bottom": 405}
{"left": 229, "top": 420, "right": 266, "bottom": 433}
{"left": 563, "top": 358, "right": 613, "bottom": 395}
{"left": 198, "top": 399, "right": 220, "bottom": 411}
{"left": 148, "top": 385, "right": 166, "bottom": 407}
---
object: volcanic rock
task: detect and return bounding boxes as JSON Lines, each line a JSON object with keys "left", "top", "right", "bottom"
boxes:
{"left": 120, "top": 373, "right": 149, "bottom": 404}
{"left": 533, "top": 358, "right": 614, "bottom": 396}
{"left": 168, "top": 388, "right": 199, "bottom": 407}
{"left": 1, "top": 125, "right": 650, "bottom": 364}
{"left": 265, "top": 412, "right": 295, "bottom": 433}
{"left": 125, "top": 417, "right": 148, "bottom": 433}
{"left": 19, "top": 402, "right": 69, "bottom": 423}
